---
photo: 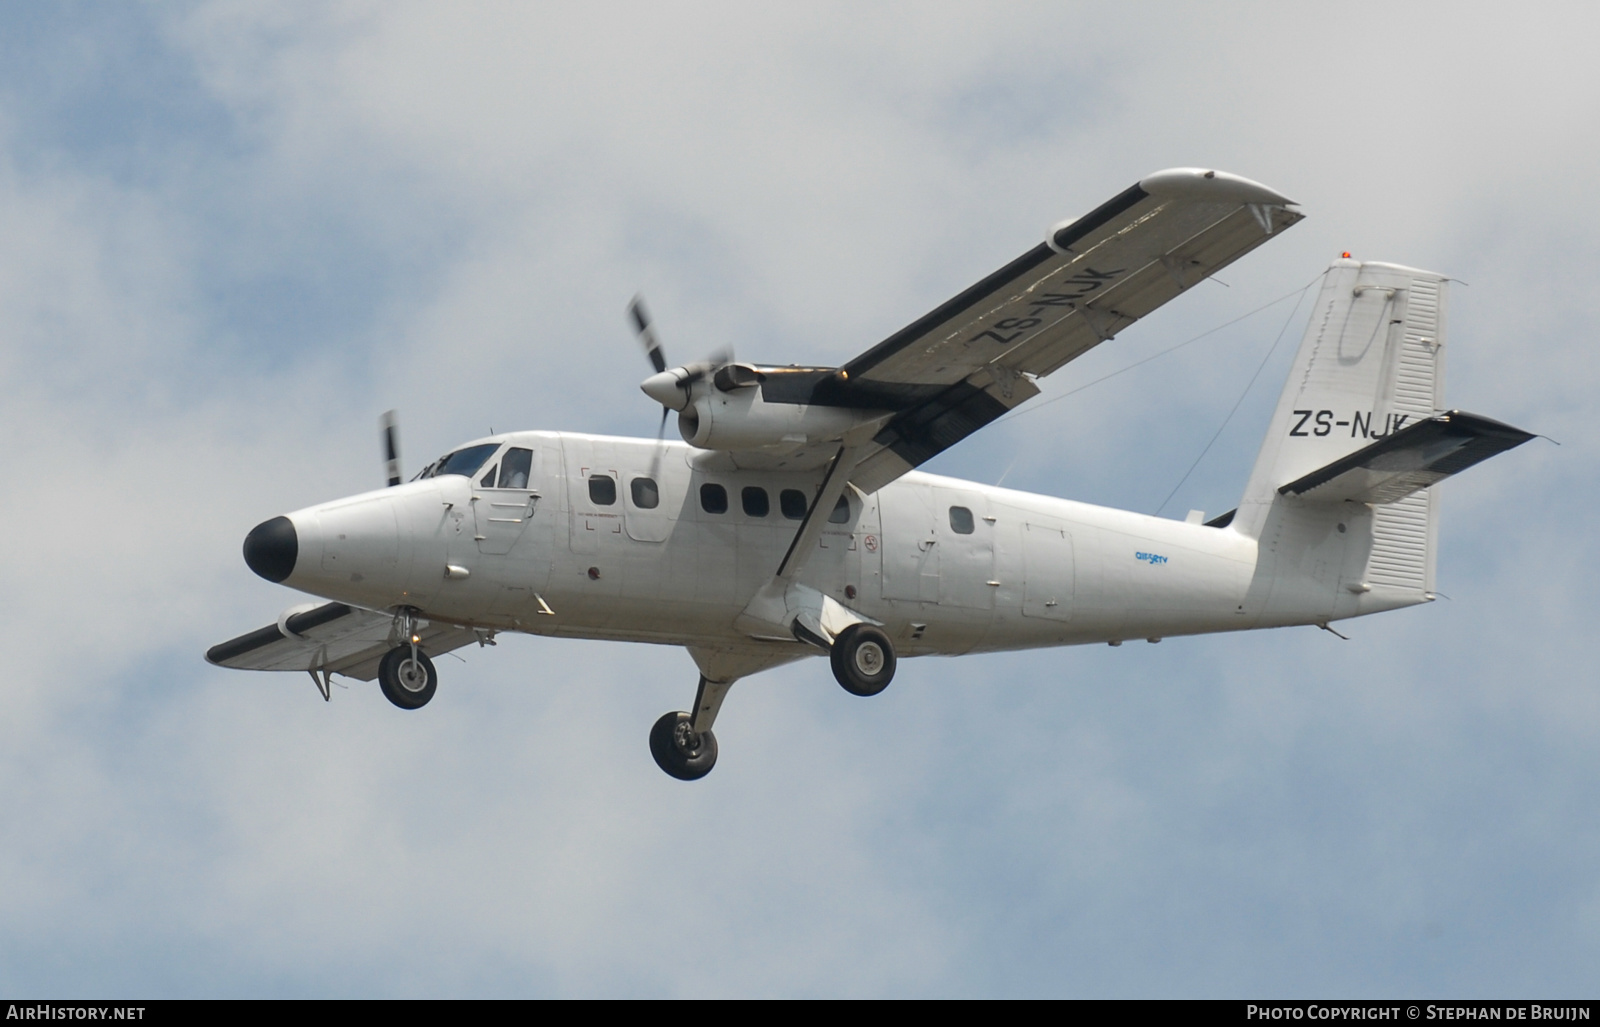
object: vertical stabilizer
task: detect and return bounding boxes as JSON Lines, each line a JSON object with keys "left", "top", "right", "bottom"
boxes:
{"left": 1235, "top": 258, "right": 1448, "bottom": 616}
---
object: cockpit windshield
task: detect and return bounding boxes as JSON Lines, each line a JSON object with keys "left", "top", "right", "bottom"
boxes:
{"left": 414, "top": 443, "right": 500, "bottom": 480}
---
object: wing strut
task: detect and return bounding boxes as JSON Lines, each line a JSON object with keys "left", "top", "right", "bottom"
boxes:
{"left": 775, "top": 444, "right": 857, "bottom": 579}
{"left": 735, "top": 441, "right": 881, "bottom": 645}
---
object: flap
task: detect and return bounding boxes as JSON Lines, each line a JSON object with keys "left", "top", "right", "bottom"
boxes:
{"left": 205, "top": 602, "right": 481, "bottom": 681}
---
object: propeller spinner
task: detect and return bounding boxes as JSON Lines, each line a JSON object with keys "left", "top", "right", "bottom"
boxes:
{"left": 628, "top": 295, "right": 744, "bottom": 447}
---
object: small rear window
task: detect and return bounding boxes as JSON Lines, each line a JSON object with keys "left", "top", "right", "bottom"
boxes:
{"left": 949, "top": 506, "right": 974, "bottom": 534}
{"left": 828, "top": 495, "right": 851, "bottom": 524}
{"left": 700, "top": 483, "right": 728, "bottom": 514}
{"left": 588, "top": 474, "right": 617, "bottom": 506}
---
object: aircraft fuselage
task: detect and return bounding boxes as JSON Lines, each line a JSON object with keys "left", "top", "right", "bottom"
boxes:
{"left": 263, "top": 430, "right": 1401, "bottom": 661}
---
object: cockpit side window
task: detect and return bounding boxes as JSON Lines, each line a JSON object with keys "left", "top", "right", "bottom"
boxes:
{"left": 498, "top": 448, "right": 533, "bottom": 489}
{"left": 480, "top": 465, "right": 498, "bottom": 488}
{"left": 430, "top": 443, "right": 500, "bottom": 479}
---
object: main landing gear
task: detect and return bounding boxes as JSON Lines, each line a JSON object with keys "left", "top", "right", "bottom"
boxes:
{"left": 378, "top": 644, "right": 437, "bottom": 709}
{"left": 648, "top": 628, "right": 898, "bottom": 780}
{"left": 830, "top": 624, "right": 896, "bottom": 697}
{"left": 650, "top": 675, "right": 732, "bottom": 780}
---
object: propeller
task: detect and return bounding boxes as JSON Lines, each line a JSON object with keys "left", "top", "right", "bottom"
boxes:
{"left": 629, "top": 296, "right": 736, "bottom": 411}
{"left": 380, "top": 409, "right": 402, "bottom": 486}
{"left": 628, "top": 295, "right": 677, "bottom": 444}
{"left": 629, "top": 295, "right": 668, "bottom": 376}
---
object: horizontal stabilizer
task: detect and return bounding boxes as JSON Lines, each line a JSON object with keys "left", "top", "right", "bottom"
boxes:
{"left": 1278, "top": 410, "right": 1533, "bottom": 505}
{"left": 206, "top": 601, "right": 479, "bottom": 680}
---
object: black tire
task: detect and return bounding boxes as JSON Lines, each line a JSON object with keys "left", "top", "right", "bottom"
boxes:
{"left": 831, "top": 624, "right": 896, "bottom": 697}
{"left": 378, "top": 645, "right": 437, "bottom": 710}
{"left": 649, "top": 711, "right": 718, "bottom": 781}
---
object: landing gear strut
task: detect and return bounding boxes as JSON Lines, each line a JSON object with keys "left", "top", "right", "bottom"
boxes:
{"left": 831, "top": 624, "right": 896, "bottom": 697}
{"left": 650, "top": 675, "right": 732, "bottom": 780}
{"left": 378, "top": 645, "right": 437, "bottom": 709}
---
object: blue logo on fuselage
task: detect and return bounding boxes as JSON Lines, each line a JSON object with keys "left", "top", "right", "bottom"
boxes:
{"left": 1135, "top": 551, "right": 1168, "bottom": 565}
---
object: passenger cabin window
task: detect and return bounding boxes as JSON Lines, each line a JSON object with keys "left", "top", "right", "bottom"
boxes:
{"left": 949, "top": 506, "right": 975, "bottom": 534}
{"left": 828, "top": 495, "right": 851, "bottom": 524}
{"left": 498, "top": 448, "right": 533, "bottom": 489}
{"left": 742, "top": 487, "right": 769, "bottom": 518}
{"left": 780, "top": 489, "right": 807, "bottom": 520}
{"left": 631, "top": 477, "right": 660, "bottom": 509}
{"left": 700, "top": 483, "right": 728, "bottom": 514}
{"left": 588, "top": 474, "right": 617, "bottom": 506}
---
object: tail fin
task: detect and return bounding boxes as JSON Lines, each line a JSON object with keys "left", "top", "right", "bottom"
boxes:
{"left": 1240, "top": 257, "right": 1451, "bottom": 524}
{"left": 1235, "top": 259, "right": 1452, "bottom": 618}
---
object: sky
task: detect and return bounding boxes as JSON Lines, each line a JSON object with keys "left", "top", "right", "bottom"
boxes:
{"left": 0, "top": 1, "right": 1596, "bottom": 998}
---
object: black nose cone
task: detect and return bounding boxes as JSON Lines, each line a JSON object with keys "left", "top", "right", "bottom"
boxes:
{"left": 243, "top": 516, "right": 298, "bottom": 583}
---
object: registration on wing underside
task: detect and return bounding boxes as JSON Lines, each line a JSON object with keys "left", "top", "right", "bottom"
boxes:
{"left": 835, "top": 171, "right": 1302, "bottom": 493}
{"left": 844, "top": 191, "right": 1303, "bottom": 392}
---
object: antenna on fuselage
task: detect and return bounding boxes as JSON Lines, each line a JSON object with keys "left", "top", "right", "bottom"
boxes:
{"left": 380, "top": 409, "right": 402, "bottom": 487}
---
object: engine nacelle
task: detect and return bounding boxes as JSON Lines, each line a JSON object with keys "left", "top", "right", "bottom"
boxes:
{"left": 679, "top": 386, "right": 879, "bottom": 451}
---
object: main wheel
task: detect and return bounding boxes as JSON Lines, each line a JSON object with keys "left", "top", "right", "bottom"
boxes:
{"left": 831, "top": 624, "right": 896, "bottom": 697}
{"left": 378, "top": 645, "right": 437, "bottom": 710}
{"left": 649, "top": 711, "right": 718, "bottom": 781}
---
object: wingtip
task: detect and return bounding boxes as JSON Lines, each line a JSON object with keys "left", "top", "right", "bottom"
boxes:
{"left": 1138, "top": 167, "right": 1297, "bottom": 207}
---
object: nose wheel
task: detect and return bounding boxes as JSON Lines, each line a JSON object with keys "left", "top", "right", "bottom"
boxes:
{"left": 649, "top": 711, "right": 718, "bottom": 780}
{"left": 378, "top": 645, "right": 437, "bottom": 709}
{"left": 831, "top": 624, "right": 896, "bottom": 697}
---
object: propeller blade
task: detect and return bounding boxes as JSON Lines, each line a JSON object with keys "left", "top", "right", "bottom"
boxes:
{"left": 679, "top": 347, "right": 733, "bottom": 385}
{"left": 629, "top": 295, "right": 668, "bottom": 374}
{"left": 380, "top": 410, "right": 402, "bottom": 487}
{"left": 649, "top": 407, "right": 669, "bottom": 482}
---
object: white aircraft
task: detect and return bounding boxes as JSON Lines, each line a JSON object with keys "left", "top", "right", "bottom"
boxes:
{"left": 208, "top": 168, "right": 1532, "bottom": 780}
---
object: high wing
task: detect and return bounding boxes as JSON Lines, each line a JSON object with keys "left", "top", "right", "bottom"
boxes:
{"left": 769, "top": 168, "right": 1302, "bottom": 493}
{"left": 206, "top": 601, "right": 481, "bottom": 682}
